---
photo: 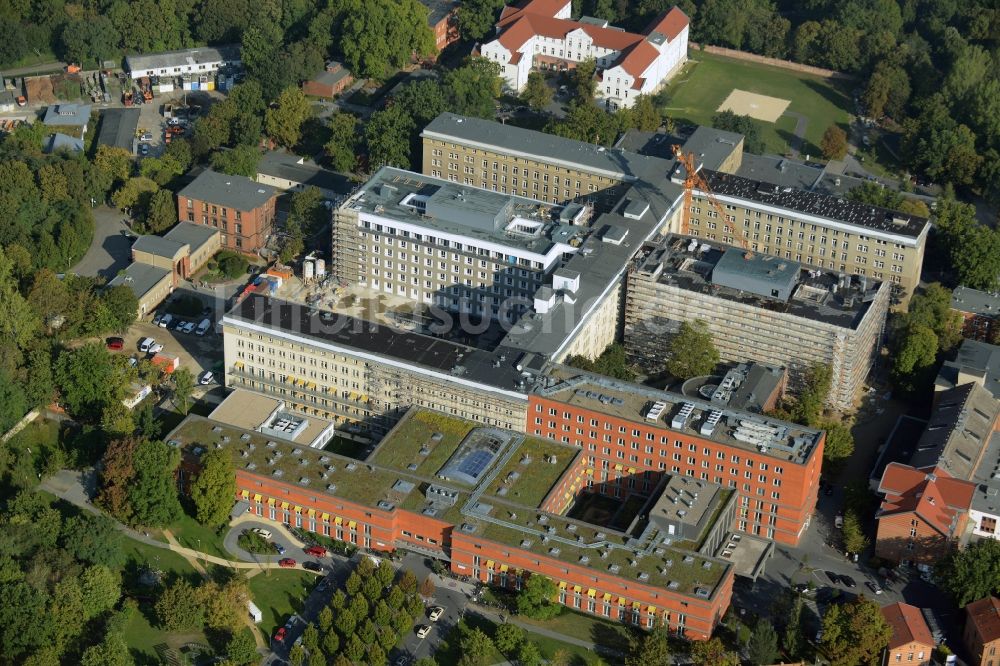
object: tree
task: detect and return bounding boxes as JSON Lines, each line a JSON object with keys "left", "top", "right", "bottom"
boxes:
{"left": 368, "top": 643, "right": 387, "bottom": 665}
{"left": 711, "top": 110, "right": 765, "bottom": 153}
{"left": 516, "top": 574, "right": 560, "bottom": 619}
{"left": 820, "top": 125, "right": 848, "bottom": 160}
{"left": 935, "top": 538, "right": 1000, "bottom": 606}
{"left": 190, "top": 449, "right": 237, "bottom": 526}
{"left": 80, "top": 633, "right": 133, "bottom": 666}
{"left": 494, "top": 622, "right": 525, "bottom": 654}
{"left": 336, "top": 0, "right": 436, "bottom": 79}
{"left": 517, "top": 641, "right": 542, "bottom": 666}
{"left": 343, "top": 634, "right": 366, "bottom": 662}
{"left": 93, "top": 146, "right": 133, "bottom": 193}
{"left": 522, "top": 72, "right": 553, "bottom": 112}
{"left": 172, "top": 367, "right": 195, "bottom": 415}
{"left": 624, "top": 95, "right": 662, "bottom": 132}
{"left": 112, "top": 177, "right": 158, "bottom": 214}
{"left": 862, "top": 61, "right": 910, "bottom": 119}
{"left": 784, "top": 593, "right": 804, "bottom": 657}
{"left": 748, "top": 619, "right": 779, "bottom": 666}
{"left": 156, "top": 580, "right": 205, "bottom": 630}
{"left": 821, "top": 421, "right": 855, "bottom": 463}
{"left": 266, "top": 87, "right": 312, "bottom": 149}
{"left": 144, "top": 188, "right": 177, "bottom": 234}
{"left": 54, "top": 343, "right": 128, "bottom": 422}
{"left": 460, "top": 627, "right": 494, "bottom": 665}
{"left": 366, "top": 105, "right": 415, "bottom": 170}
{"left": 573, "top": 58, "right": 598, "bottom": 100}
{"left": 128, "top": 439, "right": 183, "bottom": 527}
{"left": 227, "top": 629, "right": 259, "bottom": 666}
{"left": 666, "top": 320, "right": 719, "bottom": 380}
{"left": 690, "top": 637, "right": 739, "bottom": 666}
{"left": 457, "top": 0, "right": 505, "bottom": 41}
{"left": 444, "top": 58, "right": 503, "bottom": 119}
{"left": 0, "top": 247, "right": 41, "bottom": 354}
{"left": 547, "top": 100, "right": 624, "bottom": 145}
{"left": 790, "top": 362, "right": 832, "bottom": 426}
{"left": 420, "top": 576, "right": 435, "bottom": 597}
{"left": 210, "top": 145, "right": 263, "bottom": 178}
{"left": 61, "top": 514, "right": 126, "bottom": 568}
{"left": 81, "top": 565, "right": 123, "bottom": 620}
{"left": 625, "top": 623, "right": 671, "bottom": 666}
{"left": 0, "top": 368, "right": 28, "bottom": 434}
{"left": 841, "top": 511, "right": 868, "bottom": 554}
{"left": 821, "top": 595, "right": 891, "bottom": 666}
{"left": 99, "top": 285, "right": 140, "bottom": 333}
{"left": 325, "top": 113, "right": 360, "bottom": 173}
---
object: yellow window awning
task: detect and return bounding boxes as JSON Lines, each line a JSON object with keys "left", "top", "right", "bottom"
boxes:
{"left": 585, "top": 468, "right": 594, "bottom": 476}
{"left": 618, "top": 597, "right": 627, "bottom": 605}
{"left": 347, "top": 520, "right": 357, "bottom": 529}
{"left": 485, "top": 560, "right": 495, "bottom": 569}
{"left": 292, "top": 505, "right": 302, "bottom": 513}
{"left": 280, "top": 501, "right": 290, "bottom": 510}
{"left": 335, "top": 517, "right": 343, "bottom": 525}
{"left": 614, "top": 463, "right": 623, "bottom": 471}
{"left": 633, "top": 601, "right": 642, "bottom": 609}
{"left": 628, "top": 467, "right": 636, "bottom": 474}
{"left": 252, "top": 493, "right": 262, "bottom": 502}
{"left": 572, "top": 585, "right": 582, "bottom": 593}
{"left": 558, "top": 581, "right": 567, "bottom": 590}
{"left": 499, "top": 564, "right": 509, "bottom": 572}
{"left": 647, "top": 605, "right": 656, "bottom": 614}
{"left": 602, "top": 593, "right": 612, "bottom": 601}
{"left": 234, "top": 361, "right": 244, "bottom": 370}
{"left": 321, "top": 513, "right": 330, "bottom": 522}
{"left": 240, "top": 489, "right": 249, "bottom": 499}
{"left": 307, "top": 508, "right": 316, "bottom": 517}
{"left": 587, "top": 588, "right": 597, "bottom": 597}
{"left": 267, "top": 497, "right": 276, "bottom": 505}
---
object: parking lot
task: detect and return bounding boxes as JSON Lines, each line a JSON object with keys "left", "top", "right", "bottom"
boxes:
{"left": 112, "top": 310, "right": 223, "bottom": 388}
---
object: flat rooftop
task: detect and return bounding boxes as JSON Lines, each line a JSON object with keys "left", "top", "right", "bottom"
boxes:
{"left": 224, "top": 294, "right": 535, "bottom": 396}
{"left": 634, "top": 236, "right": 883, "bottom": 329}
{"left": 936, "top": 339, "right": 1000, "bottom": 400}
{"left": 257, "top": 149, "right": 354, "bottom": 196}
{"left": 539, "top": 365, "right": 823, "bottom": 465}
{"left": 170, "top": 409, "right": 729, "bottom": 597}
{"left": 108, "top": 262, "right": 170, "bottom": 298}
{"left": 95, "top": 108, "right": 140, "bottom": 152}
{"left": 699, "top": 170, "right": 928, "bottom": 240}
{"left": 345, "top": 167, "right": 583, "bottom": 255}
{"left": 208, "top": 389, "right": 334, "bottom": 448}
{"left": 125, "top": 45, "right": 240, "bottom": 72}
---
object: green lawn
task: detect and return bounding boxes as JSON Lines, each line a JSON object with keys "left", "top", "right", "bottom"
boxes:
{"left": 122, "top": 607, "right": 211, "bottom": 666}
{"left": 158, "top": 511, "right": 230, "bottom": 560}
{"left": 515, "top": 608, "right": 635, "bottom": 653}
{"left": 247, "top": 569, "right": 317, "bottom": 635}
{"left": 661, "top": 51, "right": 853, "bottom": 157}
{"left": 486, "top": 436, "right": 576, "bottom": 506}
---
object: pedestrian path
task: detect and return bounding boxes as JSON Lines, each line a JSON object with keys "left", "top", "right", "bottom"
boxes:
{"left": 469, "top": 605, "right": 627, "bottom": 660}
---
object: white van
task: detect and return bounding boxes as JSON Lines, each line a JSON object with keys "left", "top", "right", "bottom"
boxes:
{"left": 139, "top": 337, "right": 156, "bottom": 353}
{"left": 158, "top": 314, "right": 173, "bottom": 328}
{"left": 195, "top": 318, "right": 211, "bottom": 336}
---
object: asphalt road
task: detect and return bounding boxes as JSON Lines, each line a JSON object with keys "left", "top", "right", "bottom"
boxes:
{"left": 71, "top": 206, "right": 132, "bottom": 278}
{"left": 392, "top": 553, "right": 473, "bottom": 665}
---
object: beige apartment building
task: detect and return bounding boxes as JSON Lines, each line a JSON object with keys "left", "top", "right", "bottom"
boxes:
{"left": 684, "top": 172, "right": 928, "bottom": 305}
{"left": 624, "top": 237, "right": 890, "bottom": 409}
{"left": 421, "top": 114, "right": 929, "bottom": 306}
{"left": 222, "top": 294, "right": 533, "bottom": 439}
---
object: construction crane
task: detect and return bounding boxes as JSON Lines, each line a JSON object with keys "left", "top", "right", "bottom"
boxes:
{"left": 671, "top": 144, "right": 751, "bottom": 252}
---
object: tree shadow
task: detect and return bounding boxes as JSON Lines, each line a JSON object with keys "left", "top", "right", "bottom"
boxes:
{"left": 801, "top": 79, "right": 851, "bottom": 112}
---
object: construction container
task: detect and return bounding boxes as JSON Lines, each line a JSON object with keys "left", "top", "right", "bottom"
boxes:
{"left": 150, "top": 353, "right": 179, "bottom": 374}
{"left": 303, "top": 260, "right": 314, "bottom": 282}
{"left": 315, "top": 258, "right": 326, "bottom": 277}
{"left": 266, "top": 266, "right": 293, "bottom": 280}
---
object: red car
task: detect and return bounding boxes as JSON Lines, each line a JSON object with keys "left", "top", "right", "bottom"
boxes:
{"left": 278, "top": 558, "right": 297, "bottom": 568}
{"left": 304, "top": 545, "right": 327, "bottom": 557}
{"left": 273, "top": 627, "right": 287, "bottom": 642}
{"left": 106, "top": 337, "right": 124, "bottom": 351}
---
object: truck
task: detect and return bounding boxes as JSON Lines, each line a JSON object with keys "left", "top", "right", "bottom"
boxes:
{"left": 123, "top": 91, "right": 133, "bottom": 107}
{"left": 139, "top": 76, "right": 153, "bottom": 102}
{"left": 150, "top": 353, "right": 179, "bottom": 374}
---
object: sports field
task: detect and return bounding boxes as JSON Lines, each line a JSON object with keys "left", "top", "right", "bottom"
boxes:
{"left": 660, "top": 51, "right": 853, "bottom": 157}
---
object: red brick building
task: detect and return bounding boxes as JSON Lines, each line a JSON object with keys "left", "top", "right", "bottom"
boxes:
{"left": 875, "top": 463, "right": 975, "bottom": 566}
{"left": 177, "top": 169, "right": 278, "bottom": 254}
{"left": 526, "top": 368, "right": 825, "bottom": 546}
{"left": 419, "top": 0, "right": 460, "bottom": 52}
{"left": 302, "top": 62, "right": 354, "bottom": 98}
{"left": 965, "top": 596, "right": 1000, "bottom": 666}
{"left": 880, "top": 602, "right": 935, "bottom": 666}
{"left": 173, "top": 407, "right": 735, "bottom": 640}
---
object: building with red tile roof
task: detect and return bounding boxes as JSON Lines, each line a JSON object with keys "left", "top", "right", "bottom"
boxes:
{"left": 880, "top": 602, "right": 935, "bottom": 666}
{"left": 480, "top": 0, "right": 689, "bottom": 109}
{"left": 875, "top": 462, "right": 976, "bottom": 565}
{"left": 965, "top": 596, "right": 1000, "bottom": 666}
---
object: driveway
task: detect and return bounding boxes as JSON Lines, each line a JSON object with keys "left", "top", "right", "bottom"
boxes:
{"left": 72, "top": 206, "right": 132, "bottom": 278}
{"left": 392, "top": 553, "right": 473, "bottom": 664}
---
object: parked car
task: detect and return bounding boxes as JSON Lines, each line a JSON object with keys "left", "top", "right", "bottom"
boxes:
{"left": 275, "top": 543, "right": 286, "bottom": 555}
{"left": 273, "top": 627, "right": 287, "bottom": 643}
{"left": 180, "top": 321, "right": 196, "bottom": 334}
{"left": 106, "top": 337, "right": 124, "bottom": 351}
{"left": 167, "top": 317, "right": 183, "bottom": 331}
{"left": 138, "top": 337, "right": 155, "bottom": 353}
{"left": 252, "top": 528, "right": 272, "bottom": 539}
{"left": 198, "top": 370, "right": 214, "bottom": 385}
{"left": 825, "top": 570, "right": 840, "bottom": 584}
{"left": 148, "top": 342, "right": 164, "bottom": 354}
{"left": 416, "top": 625, "right": 431, "bottom": 639}
{"left": 128, "top": 355, "right": 138, "bottom": 367}
{"left": 139, "top": 143, "right": 149, "bottom": 155}
{"left": 195, "top": 318, "right": 211, "bottom": 336}
{"left": 304, "top": 545, "right": 327, "bottom": 557}
{"left": 158, "top": 314, "right": 173, "bottom": 328}
{"left": 428, "top": 607, "right": 444, "bottom": 622}
{"left": 866, "top": 581, "right": 882, "bottom": 595}
{"left": 303, "top": 561, "right": 322, "bottom": 572}
{"left": 140, "top": 132, "right": 152, "bottom": 141}
{"left": 278, "top": 558, "right": 296, "bottom": 568}
{"left": 840, "top": 574, "right": 857, "bottom": 588}
{"left": 152, "top": 312, "right": 164, "bottom": 326}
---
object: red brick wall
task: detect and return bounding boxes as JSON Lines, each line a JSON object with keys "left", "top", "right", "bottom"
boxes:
{"left": 885, "top": 639, "right": 934, "bottom": 665}
{"left": 450, "top": 532, "right": 732, "bottom": 640}
{"left": 527, "top": 395, "right": 823, "bottom": 546}
{"left": 177, "top": 194, "right": 277, "bottom": 254}
{"left": 875, "top": 511, "right": 958, "bottom": 565}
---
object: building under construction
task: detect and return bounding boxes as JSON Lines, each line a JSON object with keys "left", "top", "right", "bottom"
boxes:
{"left": 624, "top": 236, "right": 890, "bottom": 409}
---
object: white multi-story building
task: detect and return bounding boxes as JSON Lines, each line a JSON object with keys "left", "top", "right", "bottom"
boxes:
{"left": 479, "top": 0, "right": 689, "bottom": 110}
